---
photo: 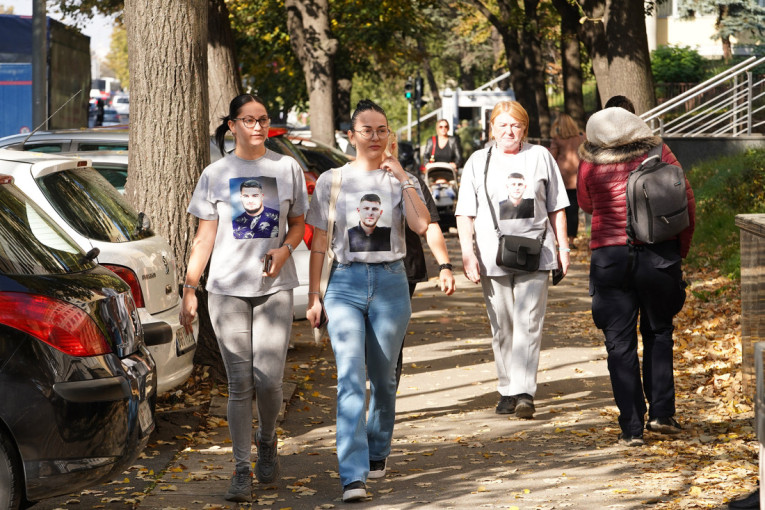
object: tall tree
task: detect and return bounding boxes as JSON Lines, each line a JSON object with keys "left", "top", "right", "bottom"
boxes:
{"left": 285, "top": 0, "right": 337, "bottom": 146}
{"left": 550, "top": 0, "right": 585, "bottom": 126}
{"left": 677, "top": 0, "right": 765, "bottom": 61}
{"left": 207, "top": 0, "right": 242, "bottom": 134}
{"left": 578, "top": 0, "right": 656, "bottom": 114}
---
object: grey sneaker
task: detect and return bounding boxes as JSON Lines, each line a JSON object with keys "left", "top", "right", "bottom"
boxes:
{"left": 224, "top": 467, "right": 252, "bottom": 502}
{"left": 255, "top": 433, "right": 280, "bottom": 484}
{"left": 495, "top": 395, "right": 517, "bottom": 414}
{"left": 617, "top": 433, "right": 645, "bottom": 447}
{"left": 342, "top": 481, "right": 368, "bottom": 502}
{"left": 514, "top": 394, "right": 535, "bottom": 419}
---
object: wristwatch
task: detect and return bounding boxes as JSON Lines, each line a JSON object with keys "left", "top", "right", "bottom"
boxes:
{"left": 283, "top": 242, "right": 294, "bottom": 255}
{"left": 401, "top": 178, "right": 414, "bottom": 187}
{"left": 439, "top": 263, "right": 453, "bottom": 271}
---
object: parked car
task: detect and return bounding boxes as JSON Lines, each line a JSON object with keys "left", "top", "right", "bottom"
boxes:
{"left": 111, "top": 94, "right": 130, "bottom": 115}
{"left": 0, "top": 149, "right": 197, "bottom": 394}
{"left": 0, "top": 173, "right": 156, "bottom": 509}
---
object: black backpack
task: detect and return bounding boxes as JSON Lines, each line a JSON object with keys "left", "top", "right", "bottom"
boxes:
{"left": 626, "top": 145, "right": 689, "bottom": 244}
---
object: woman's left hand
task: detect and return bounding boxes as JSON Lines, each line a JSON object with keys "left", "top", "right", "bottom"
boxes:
{"left": 380, "top": 156, "right": 408, "bottom": 183}
{"left": 558, "top": 250, "right": 570, "bottom": 276}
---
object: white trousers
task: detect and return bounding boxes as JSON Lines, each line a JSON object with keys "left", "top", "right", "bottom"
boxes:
{"left": 481, "top": 271, "right": 549, "bottom": 397}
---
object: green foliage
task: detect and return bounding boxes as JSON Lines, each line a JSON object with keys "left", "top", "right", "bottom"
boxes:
{"left": 651, "top": 45, "right": 706, "bottom": 83}
{"left": 685, "top": 148, "right": 765, "bottom": 278}
{"left": 106, "top": 22, "right": 128, "bottom": 89}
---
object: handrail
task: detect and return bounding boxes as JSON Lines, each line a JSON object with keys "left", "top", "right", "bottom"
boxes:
{"left": 641, "top": 56, "right": 760, "bottom": 122}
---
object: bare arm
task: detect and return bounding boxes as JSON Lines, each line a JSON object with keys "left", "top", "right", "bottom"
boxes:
{"left": 548, "top": 208, "right": 570, "bottom": 275}
{"left": 425, "top": 223, "right": 455, "bottom": 295}
{"left": 457, "top": 215, "right": 481, "bottom": 284}
{"left": 306, "top": 227, "right": 328, "bottom": 328}
{"left": 380, "top": 156, "right": 430, "bottom": 234}
{"left": 180, "top": 219, "right": 217, "bottom": 333}
{"left": 264, "top": 214, "right": 305, "bottom": 278}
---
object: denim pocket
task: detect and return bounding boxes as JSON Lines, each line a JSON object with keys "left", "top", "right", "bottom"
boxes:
{"left": 382, "top": 260, "right": 405, "bottom": 274}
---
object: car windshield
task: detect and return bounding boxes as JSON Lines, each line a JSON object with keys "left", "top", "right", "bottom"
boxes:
{"left": 35, "top": 167, "right": 154, "bottom": 243}
{"left": 0, "top": 182, "right": 93, "bottom": 274}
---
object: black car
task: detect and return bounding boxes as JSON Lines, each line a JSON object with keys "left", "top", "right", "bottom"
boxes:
{"left": 0, "top": 175, "right": 156, "bottom": 509}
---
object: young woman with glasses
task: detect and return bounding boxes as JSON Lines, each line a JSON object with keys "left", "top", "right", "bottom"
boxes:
{"left": 181, "top": 94, "right": 308, "bottom": 502}
{"left": 423, "top": 119, "right": 463, "bottom": 171}
{"left": 305, "top": 99, "right": 430, "bottom": 502}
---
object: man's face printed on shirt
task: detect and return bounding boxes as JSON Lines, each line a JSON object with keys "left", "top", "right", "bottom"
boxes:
{"left": 507, "top": 177, "right": 526, "bottom": 202}
{"left": 241, "top": 186, "right": 264, "bottom": 216}
{"left": 358, "top": 200, "right": 383, "bottom": 229}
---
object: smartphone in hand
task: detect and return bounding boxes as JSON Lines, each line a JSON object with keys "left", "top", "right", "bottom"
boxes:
{"left": 552, "top": 268, "right": 564, "bottom": 286}
{"left": 262, "top": 254, "right": 273, "bottom": 273}
{"left": 317, "top": 299, "right": 329, "bottom": 328}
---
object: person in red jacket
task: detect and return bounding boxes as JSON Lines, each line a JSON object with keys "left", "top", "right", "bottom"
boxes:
{"left": 577, "top": 104, "right": 695, "bottom": 447}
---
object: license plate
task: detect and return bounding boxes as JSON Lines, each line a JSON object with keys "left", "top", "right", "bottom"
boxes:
{"left": 175, "top": 326, "right": 196, "bottom": 356}
{"left": 138, "top": 400, "right": 153, "bottom": 435}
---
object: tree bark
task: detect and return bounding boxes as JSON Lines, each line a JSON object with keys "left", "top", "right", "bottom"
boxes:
{"left": 551, "top": 0, "right": 585, "bottom": 127}
{"left": 285, "top": 0, "right": 338, "bottom": 147}
{"left": 207, "top": 0, "right": 242, "bottom": 136}
{"left": 418, "top": 38, "right": 442, "bottom": 110}
{"left": 522, "top": 0, "right": 550, "bottom": 138}
{"left": 125, "top": 0, "right": 224, "bottom": 381}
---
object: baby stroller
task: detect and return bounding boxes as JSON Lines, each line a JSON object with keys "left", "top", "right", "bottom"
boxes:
{"left": 426, "top": 162, "right": 459, "bottom": 232}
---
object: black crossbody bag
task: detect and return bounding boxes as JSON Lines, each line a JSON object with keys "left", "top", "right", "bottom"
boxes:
{"left": 483, "top": 147, "right": 545, "bottom": 273}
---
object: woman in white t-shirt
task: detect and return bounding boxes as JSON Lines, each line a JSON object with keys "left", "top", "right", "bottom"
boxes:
{"left": 456, "top": 100, "right": 570, "bottom": 420}
{"left": 180, "top": 94, "right": 308, "bottom": 503}
{"left": 305, "top": 99, "right": 430, "bottom": 503}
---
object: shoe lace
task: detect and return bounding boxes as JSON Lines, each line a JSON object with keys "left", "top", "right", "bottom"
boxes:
{"left": 259, "top": 438, "right": 276, "bottom": 461}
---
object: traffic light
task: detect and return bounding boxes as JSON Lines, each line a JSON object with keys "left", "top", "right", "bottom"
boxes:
{"left": 404, "top": 78, "right": 414, "bottom": 103}
{"left": 414, "top": 76, "right": 427, "bottom": 109}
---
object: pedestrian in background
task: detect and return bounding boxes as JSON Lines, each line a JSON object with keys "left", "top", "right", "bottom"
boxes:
{"left": 456, "top": 100, "right": 570, "bottom": 420}
{"left": 577, "top": 104, "right": 695, "bottom": 446}
{"left": 549, "top": 112, "right": 585, "bottom": 248}
{"left": 389, "top": 132, "right": 456, "bottom": 387}
{"left": 424, "top": 119, "right": 462, "bottom": 171}
{"left": 305, "top": 99, "right": 430, "bottom": 503}
{"left": 181, "top": 94, "right": 308, "bottom": 502}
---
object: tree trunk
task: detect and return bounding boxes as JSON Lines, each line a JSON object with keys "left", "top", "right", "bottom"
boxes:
{"left": 125, "top": 0, "right": 225, "bottom": 381}
{"left": 285, "top": 0, "right": 338, "bottom": 147}
{"left": 579, "top": 0, "right": 610, "bottom": 105}
{"left": 418, "top": 38, "right": 441, "bottom": 110}
{"left": 522, "top": 0, "right": 550, "bottom": 138}
{"left": 551, "top": 0, "right": 585, "bottom": 127}
{"left": 334, "top": 77, "right": 352, "bottom": 131}
{"left": 207, "top": 0, "right": 242, "bottom": 136}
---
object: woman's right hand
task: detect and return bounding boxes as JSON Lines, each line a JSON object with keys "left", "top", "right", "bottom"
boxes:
{"left": 306, "top": 296, "right": 323, "bottom": 328}
{"left": 180, "top": 289, "right": 198, "bottom": 334}
{"left": 462, "top": 252, "right": 481, "bottom": 284}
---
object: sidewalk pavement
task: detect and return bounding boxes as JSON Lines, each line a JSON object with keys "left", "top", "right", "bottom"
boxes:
{"left": 137, "top": 248, "right": 679, "bottom": 509}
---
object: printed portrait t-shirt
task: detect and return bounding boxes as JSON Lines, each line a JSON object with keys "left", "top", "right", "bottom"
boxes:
{"left": 187, "top": 150, "right": 308, "bottom": 296}
{"left": 305, "top": 165, "right": 425, "bottom": 264}
{"left": 455, "top": 144, "right": 569, "bottom": 277}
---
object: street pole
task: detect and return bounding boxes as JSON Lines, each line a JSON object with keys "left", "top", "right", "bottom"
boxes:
{"left": 32, "top": 0, "right": 47, "bottom": 130}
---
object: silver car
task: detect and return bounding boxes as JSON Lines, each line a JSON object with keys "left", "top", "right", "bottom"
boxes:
{"left": 0, "top": 149, "right": 197, "bottom": 394}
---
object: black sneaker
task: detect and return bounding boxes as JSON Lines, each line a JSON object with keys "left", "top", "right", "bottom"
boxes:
{"left": 646, "top": 416, "right": 682, "bottom": 434}
{"left": 368, "top": 458, "right": 386, "bottom": 479}
{"left": 617, "top": 433, "right": 645, "bottom": 447}
{"left": 255, "top": 433, "right": 280, "bottom": 483}
{"left": 495, "top": 395, "right": 517, "bottom": 414}
{"left": 514, "top": 394, "right": 535, "bottom": 419}
{"left": 224, "top": 467, "right": 253, "bottom": 502}
{"left": 342, "top": 481, "right": 368, "bottom": 502}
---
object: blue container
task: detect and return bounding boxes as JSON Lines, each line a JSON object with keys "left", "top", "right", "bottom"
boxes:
{"left": 0, "top": 63, "right": 32, "bottom": 138}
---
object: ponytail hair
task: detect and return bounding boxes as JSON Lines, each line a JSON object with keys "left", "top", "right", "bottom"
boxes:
{"left": 214, "top": 94, "right": 267, "bottom": 156}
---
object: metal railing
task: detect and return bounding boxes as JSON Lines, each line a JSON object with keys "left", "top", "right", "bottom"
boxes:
{"left": 641, "top": 55, "right": 765, "bottom": 137}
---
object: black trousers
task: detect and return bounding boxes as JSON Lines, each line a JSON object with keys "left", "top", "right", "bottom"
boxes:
{"left": 589, "top": 242, "right": 686, "bottom": 436}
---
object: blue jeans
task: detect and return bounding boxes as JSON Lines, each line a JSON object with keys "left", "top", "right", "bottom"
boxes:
{"left": 324, "top": 260, "right": 410, "bottom": 486}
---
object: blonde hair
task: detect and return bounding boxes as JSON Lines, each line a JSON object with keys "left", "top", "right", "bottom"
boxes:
{"left": 551, "top": 112, "right": 581, "bottom": 139}
{"left": 489, "top": 101, "right": 529, "bottom": 141}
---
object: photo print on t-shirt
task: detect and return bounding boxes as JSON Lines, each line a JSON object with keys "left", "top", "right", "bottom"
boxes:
{"left": 230, "top": 176, "right": 280, "bottom": 239}
{"left": 347, "top": 191, "right": 392, "bottom": 252}
{"left": 498, "top": 171, "right": 534, "bottom": 220}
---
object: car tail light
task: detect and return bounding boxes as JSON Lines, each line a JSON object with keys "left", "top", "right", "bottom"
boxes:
{"left": 102, "top": 264, "right": 145, "bottom": 308}
{"left": 303, "top": 224, "right": 314, "bottom": 250}
{"left": 0, "top": 292, "right": 111, "bottom": 356}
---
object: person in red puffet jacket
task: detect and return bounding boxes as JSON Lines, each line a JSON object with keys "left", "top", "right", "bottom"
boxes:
{"left": 577, "top": 102, "right": 695, "bottom": 447}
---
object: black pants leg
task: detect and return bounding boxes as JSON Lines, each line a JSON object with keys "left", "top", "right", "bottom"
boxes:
{"left": 394, "top": 282, "right": 418, "bottom": 389}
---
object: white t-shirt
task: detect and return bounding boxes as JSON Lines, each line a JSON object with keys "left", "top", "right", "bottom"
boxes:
{"left": 455, "top": 144, "right": 569, "bottom": 277}
{"left": 305, "top": 165, "right": 425, "bottom": 264}
{"left": 187, "top": 150, "right": 308, "bottom": 296}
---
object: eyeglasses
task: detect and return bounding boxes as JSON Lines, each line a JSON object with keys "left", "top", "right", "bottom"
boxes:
{"left": 233, "top": 116, "right": 270, "bottom": 129}
{"left": 354, "top": 128, "right": 390, "bottom": 140}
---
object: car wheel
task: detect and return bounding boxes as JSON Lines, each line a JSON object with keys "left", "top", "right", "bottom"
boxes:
{"left": 0, "top": 432, "right": 22, "bottom": 510}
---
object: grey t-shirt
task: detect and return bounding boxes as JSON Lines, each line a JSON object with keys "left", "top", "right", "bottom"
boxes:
{"left": 305, "top": 164, "right": 425, "bottom": 264}
{"left": 455, "top": 144, "right": 569, "bottom": 277}
{"left": 187, "top": 150, "right": 308, "bottom": 296}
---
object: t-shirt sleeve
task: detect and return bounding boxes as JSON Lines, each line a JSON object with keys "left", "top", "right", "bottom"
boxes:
{"left": 455, "top": 151, "right": 479, "bottom": 217}
{"left": 305, "top": 170, "right": 331, "bottom": 230}
{"left": 541, "top": 148, "right": 570, "bottom": 213}
{"left": 187, "top": 169, "right": 218, "bottom": 220}
{"left": 289, "top": 159, "right": 309, "bottom": 217}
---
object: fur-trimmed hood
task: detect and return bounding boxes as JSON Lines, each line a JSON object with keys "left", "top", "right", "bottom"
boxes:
{"left": 578, "top": 107, "right": 662, "bottom": 165}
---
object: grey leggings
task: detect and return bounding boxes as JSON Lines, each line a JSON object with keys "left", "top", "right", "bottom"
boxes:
{"left": 208, "top": 290, "right": 293, "bottom": 471}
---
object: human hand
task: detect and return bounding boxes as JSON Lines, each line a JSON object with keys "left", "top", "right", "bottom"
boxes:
{"left": 462, "top": 253, "right": 481, "bottom": 284}
{"left": 440, "top": 268, "right": 456, "bottom": 295}
{"left": 179, "top": 290, "right": 198, "bottom": 335}
{"left": 262, "top": 246, "right": 290, "bottom": 278}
